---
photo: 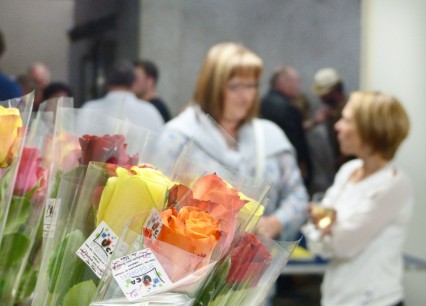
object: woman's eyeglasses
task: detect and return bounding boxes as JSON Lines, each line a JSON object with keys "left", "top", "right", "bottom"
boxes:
{"left": 227, "top": 82, "right": 258, "bottom": 92}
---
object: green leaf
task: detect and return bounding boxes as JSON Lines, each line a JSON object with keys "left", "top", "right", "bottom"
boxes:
{"left": 62, "top": 166, "right": 87, "bottom": 185}
{"left": 4, "top": 195, "right": 31, "bottom": 235}
{"left": 194, "top": 258, "right": 231, "bottom": 306}
{"left": 49, "top": 170, "right": 63, "bottom": 198}
{"left": 24, "top": 178, "right": 40, "bottom": 199}
{"left": 0, "top": 233, "right": 29, "bottom": 266}
{"left": 0, "top": 269, "right": 14, "bottom": 301}
{"left": 60, "top": 280, "right": 97, "bottom": 306}
{"left": 0, "top": 234, "right": 31, "bottom": 303}
{"left": 16, "top": 264, "right": 38, "bottom": 302}
{"left": 47, "top": 229, "right": 86, "bottom": 297}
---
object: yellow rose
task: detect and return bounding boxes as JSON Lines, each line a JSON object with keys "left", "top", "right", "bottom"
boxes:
{"left": 96, "top": 166, "right": 173, "bottom": 234}
{"left": 238, "top": 192, "right": 265, "bottom": 233}
{"left": 0, "top": 106, "right": 22, "bottom": 168}
{"left": 130, "top": 165, "right": 175, "bottom": 205}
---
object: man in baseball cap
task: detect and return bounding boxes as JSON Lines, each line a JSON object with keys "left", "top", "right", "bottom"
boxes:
{"left": 312, "top": 68, "right": 342, "bottom": 96}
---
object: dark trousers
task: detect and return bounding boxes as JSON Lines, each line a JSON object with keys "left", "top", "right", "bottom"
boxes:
{"left": 393, "top": 301, "right": 404, "bottom": 306}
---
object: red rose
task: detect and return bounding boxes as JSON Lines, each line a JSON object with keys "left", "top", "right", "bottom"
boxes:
{"left": 79, "top": 134, "right": 138, "bottom": 165}
{"left": 226, "top": 233, "right": 272, "bottom": 287}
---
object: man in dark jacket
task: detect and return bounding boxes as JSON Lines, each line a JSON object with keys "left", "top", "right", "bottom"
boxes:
{"left": 261, "top": 66, "right": 312, "bottom": 187}
{"left": 133, "top": 60, "right": 171, "bottom": 122}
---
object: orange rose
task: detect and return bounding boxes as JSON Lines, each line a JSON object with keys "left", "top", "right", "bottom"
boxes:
{"left": 167, "top": 173, "right": 248, "bottom": 252}
{"left": 169, "top": 174, "right": 247, "bottom": 225}
{"left": 156, "top": 206, "right": 221, "bottom": 257}
{"left": 192, "top": 174, "right": 247, "bottom": 212}
{"left": 0, "top": 106, "right": 22, "bottom": 168}
{"left": 145, "top": 206, "right": 221, "bottom": 282}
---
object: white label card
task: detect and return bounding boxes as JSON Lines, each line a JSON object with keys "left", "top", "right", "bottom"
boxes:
{"left": 143, "top": 209, "right": 163, "bottom": 242}
{"left": 76, "top": 221, "right": 118, "bottom": 278}
{"left": 43, "top": 198, "right": 61, "bottom": 238}
{"left": 111, "top": 248, "right": 172, "bottom": 301}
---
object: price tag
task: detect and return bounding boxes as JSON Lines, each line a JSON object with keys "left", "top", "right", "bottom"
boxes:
{"left": 76, "top": 221, "right": 118, "bottom": 278}
{"left": 111, "top": 248, "right": 172, "bottom": 301}
{"left": 43, "top": 198, "right": 61, "bottom": 238}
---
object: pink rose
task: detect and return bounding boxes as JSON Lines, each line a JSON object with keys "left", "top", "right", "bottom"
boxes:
{"left": 14, "top": 147, "right": 46, "bottom": 197}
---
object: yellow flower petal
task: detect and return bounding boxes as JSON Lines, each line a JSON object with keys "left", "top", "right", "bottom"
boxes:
{"left": 96, "top": 176, "right": 118, "bottom": 223}
{"left": 96, "top": 167, "right": 169, "bottom": 235}
{"left": 238, "top": 192, "right": 265, "bottom": 232}
{"left": 0, "top": 106, "right": 22, "bottom": 167}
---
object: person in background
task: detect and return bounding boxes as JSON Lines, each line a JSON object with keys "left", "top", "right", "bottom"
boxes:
{"left": 0, "top": 29, "right": 23, "bottom": 100}
{"left": 261, "top": 66, "right": 312, "bottom": 188}
{"left": 133, "top": 59, "right": 171, "bottom": 122}
{"left": 158, "top": 42, "right": 308, "bottom": 241}
{"left": 292, "top": 94, "right": 311, "bottom": 127}
{"left": 16, "top": 74, "right": 35, "bottom": 95}
{"left": 302, "top": 91, "right": 412, "bottom": 306}
{"left": 28, "top": 62, "right": 51, "bottom": 90}
{"left": 28, "top": 62, "right": 51, "bottom": 111}
{"left": 311, "top": 67, "right": 348, "bottom": 170}
{"left": 43, "top": 82, "right": 73, "bottom": 100}
{"left": 82, "top": 59, "right": 164, "bottom": 131}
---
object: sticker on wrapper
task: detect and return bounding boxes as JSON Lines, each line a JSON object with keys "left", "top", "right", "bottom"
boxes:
{"left": 76, "top": 221, "right": 118, "bottom": 278}
{"left": 143, "top": 209, "right": 163, "bottom": 242}
{"left": 111, "top": 248, "right": 172, "bottom": 301}
{"left": 43, "top": 198, "right": 61, "bottom": 238}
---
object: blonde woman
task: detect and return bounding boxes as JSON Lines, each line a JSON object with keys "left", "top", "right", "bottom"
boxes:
{"left": 158, "top": 42, "right": 308, "bottom": 241}
{"left": 303, "top": 91, "right": 412, "bottom": 306}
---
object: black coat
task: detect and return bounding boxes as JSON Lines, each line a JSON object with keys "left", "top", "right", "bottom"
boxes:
{"left": 261, "top": 89, "right": 312, "bottom": 187}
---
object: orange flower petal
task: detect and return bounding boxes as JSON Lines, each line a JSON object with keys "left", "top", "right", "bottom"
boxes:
{"left": 157, "top": 206, "right": 221, "bottom": 257}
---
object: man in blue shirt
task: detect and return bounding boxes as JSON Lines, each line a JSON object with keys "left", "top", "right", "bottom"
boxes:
{"left": 0, "top": 29, "right": 23, "bottom": 100}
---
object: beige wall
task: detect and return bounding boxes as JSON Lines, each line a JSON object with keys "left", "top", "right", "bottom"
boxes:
{"left": 0, "top": 0, "right": 74, "bottom": 82}
{"left": 361, "top": 0, "right": 426, "bottom": 303}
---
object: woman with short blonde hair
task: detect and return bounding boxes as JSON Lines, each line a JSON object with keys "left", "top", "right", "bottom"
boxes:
{"left": 347, "top": 91, "right": 410, "bottom": 160}
{"left": 303, "top": 91, "right": 412, "bottom": 306}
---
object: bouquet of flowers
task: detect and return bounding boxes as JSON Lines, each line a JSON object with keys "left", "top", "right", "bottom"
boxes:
{"left": 89, "top": 146, "right": 271, "bottom": 306}
{"left": 0, "top": 146, "right": 47, "bottom": 304}
{"left": 32, "top": 109, "right": 176, "bottom": 306}
{"left": 167, "top": 151, "right": 297, "bottom": 306}
{"left": 0, "top": 97, "right": 72, "bottom": 305}
{"left": 31, "top": 161, "right": 175, "bottom": 306}
{"left": 162, "top": 134, "right": 298, "bottom": 306}
{"left": 38, "top": 106, "right": 162, "bottom": 245}
{"left": 0, "top": 93, "right": 34, "bottom": 248}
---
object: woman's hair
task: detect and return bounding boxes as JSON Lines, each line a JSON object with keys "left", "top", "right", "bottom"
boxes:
{"left": 193, "top": 42, "right": 263, "bottom": 124}
{"left": 347, "top": 91, "right": 410, "bottom": 160}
